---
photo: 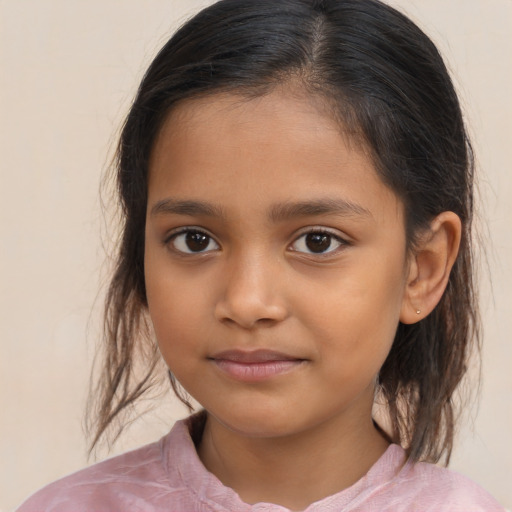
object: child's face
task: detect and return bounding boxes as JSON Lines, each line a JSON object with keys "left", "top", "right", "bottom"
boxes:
{"left": 145, "top": 88, "right": 410, "bottom": 438}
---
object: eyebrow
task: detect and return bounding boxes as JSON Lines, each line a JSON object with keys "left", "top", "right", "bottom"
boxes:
{"left": 268, "top": 198, "right": 372, "bottom": 222}
{"left": 150, "top": 199, "right": 225, "bottom": 218}
{"left": 149, "top": 197, "right": 371, "bottom": 221}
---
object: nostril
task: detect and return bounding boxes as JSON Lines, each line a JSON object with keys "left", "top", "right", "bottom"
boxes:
{"left": 254, "top": 317, "right": 278, "bottom": 327}
{"left": 219, "top": 314, "right": 279, "bottom": 330}
{"left": 214, "top": 298, "right": 288, "bottom": 329}
{"left": 213, "top": 264, "right": 289, "bottom": 328}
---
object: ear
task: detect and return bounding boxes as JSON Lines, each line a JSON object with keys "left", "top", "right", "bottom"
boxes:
{"left": 400, "top": 211, "right": 462, "bottom": 324}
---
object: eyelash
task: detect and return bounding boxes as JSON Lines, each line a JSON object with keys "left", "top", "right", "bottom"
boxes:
{"left": 164, "top": 227, "right": 349, "bottom": 256}
{"left": 289, "top": 228, "right": 348, "bottom": 256}
{"left": 164, "top": 227, "right": 219, "bottom": 255}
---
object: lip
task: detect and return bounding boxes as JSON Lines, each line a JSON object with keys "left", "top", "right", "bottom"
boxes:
{"left": 209, "top": 349, "right": 306, "bottom": 382}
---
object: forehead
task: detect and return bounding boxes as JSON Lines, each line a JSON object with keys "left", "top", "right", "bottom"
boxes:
{"left": 151, "top": 85, "right": 364, "bottom": 170}
{"left": 148, "top": 88, "right": 403, "bottom": 224}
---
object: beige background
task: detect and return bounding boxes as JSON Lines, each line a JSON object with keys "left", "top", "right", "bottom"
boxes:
{"left": 1, "top": 1, "right": 511, "bottom": 510}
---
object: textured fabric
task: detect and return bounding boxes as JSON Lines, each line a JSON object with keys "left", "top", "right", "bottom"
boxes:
{"left": 17, "top": 415, "right": 505, "bottom": 512}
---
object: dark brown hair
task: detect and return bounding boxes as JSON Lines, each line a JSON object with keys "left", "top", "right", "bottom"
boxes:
{"left": 87, "top": 0, "right": 479, "bottom": 464}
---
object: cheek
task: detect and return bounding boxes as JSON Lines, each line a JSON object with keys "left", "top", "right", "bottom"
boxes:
{"left": 145, "top": 258, "right": 202, "bottom": 362}
{"left": 148, "top": 286, "right": 199, "bottom": 343}
{"left": 295, "top": 254, "right": 405, "bottom": 371}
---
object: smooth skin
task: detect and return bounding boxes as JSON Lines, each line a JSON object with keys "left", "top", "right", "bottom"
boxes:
{"left": 144, "top": 86, "right": 461, "bottom": 510}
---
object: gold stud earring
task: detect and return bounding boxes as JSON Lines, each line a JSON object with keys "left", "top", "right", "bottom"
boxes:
{"left": 416, "top": 309, "right": 421, "bottom": 315}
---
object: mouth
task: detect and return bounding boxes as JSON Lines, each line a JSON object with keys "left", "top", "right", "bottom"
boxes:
{"left": 209, "top": 349, "right": 306, "bottom": 382}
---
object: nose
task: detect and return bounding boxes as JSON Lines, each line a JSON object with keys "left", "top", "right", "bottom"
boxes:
{"left": 214, "top": 253, "right": 289, "bottom": 329}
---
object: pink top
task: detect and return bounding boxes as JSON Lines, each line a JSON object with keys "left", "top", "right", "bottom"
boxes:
{"left": 17, "top": 414, "right": 504, "bottom": 512}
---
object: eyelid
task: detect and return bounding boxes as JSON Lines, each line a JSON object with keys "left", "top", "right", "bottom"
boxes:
{"left": 164, "top": 226, "right": 220, "bottom": 254}
{"left": 288, "top": 226, "right": 350, "bottom": 255}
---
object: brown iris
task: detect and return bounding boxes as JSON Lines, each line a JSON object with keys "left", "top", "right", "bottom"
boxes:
{"left": 186, "top": 231, "right": 210, "bottom": 252}
{"left": 305, "top": 233, "right": 332, "bottom": 253}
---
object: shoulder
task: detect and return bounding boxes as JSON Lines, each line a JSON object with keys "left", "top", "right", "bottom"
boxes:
{"left": 390, "top": 454, "right": 506, "bottom": 512}
{"left": 349, "top": 444, "right": 505, "bottom": 512}
{"left": 16, "top": 439, "right": 168, "bottom": 512}
{"left": 15, "top": 425, "right": 192, "bottom": 512}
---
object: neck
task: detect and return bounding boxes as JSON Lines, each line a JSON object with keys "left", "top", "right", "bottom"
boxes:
{"left": 197, "top": 406, "right": 389, "bottom": 510}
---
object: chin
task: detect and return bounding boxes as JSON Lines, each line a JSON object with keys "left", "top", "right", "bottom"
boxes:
{"left": 208, "top": 407, "right": 302, "bottom": 439}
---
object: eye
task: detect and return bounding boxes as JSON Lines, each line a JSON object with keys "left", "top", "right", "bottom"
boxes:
{"left": 290, "top": 230, "right": 345, "bottom": 255}
{"left": 168, "top": 229, "right": 219, "bottom": 254}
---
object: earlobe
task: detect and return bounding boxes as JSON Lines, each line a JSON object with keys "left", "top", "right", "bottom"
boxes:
{"left": 400, "top": 211, "right": 461, "bottom": 324}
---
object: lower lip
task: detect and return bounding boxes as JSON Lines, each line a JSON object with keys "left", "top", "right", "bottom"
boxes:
{"left": 213, "top": 359, "right": 304, "bottom": 382}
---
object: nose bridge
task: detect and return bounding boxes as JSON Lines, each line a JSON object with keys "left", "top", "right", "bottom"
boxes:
{"left": 215, "top": 246, "right": 288, "bottom": 328}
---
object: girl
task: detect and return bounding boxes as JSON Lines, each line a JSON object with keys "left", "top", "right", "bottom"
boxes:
{"left": 17, "top": 0, "right": 506, "bottom": 510}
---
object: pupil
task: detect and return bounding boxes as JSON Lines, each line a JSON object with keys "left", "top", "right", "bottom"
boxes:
{"left": 186, "top": 232, "right": 209, "bottom": 252}
{"left": 305, "top": 233, "right": 331, "bottom": 253}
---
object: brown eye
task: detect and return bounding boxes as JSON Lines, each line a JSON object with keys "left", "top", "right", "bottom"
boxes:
{"left": 291, "top": 231, "right": 344, "bottom": 255}
{"left": 186, "top": 232, "right": 209, "bottom": 251}
{"left": 171, "top": 230, "right": 219, "bottom": 254}
{"left": 305, "top": 233, "right": 331, "bottom": 253}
